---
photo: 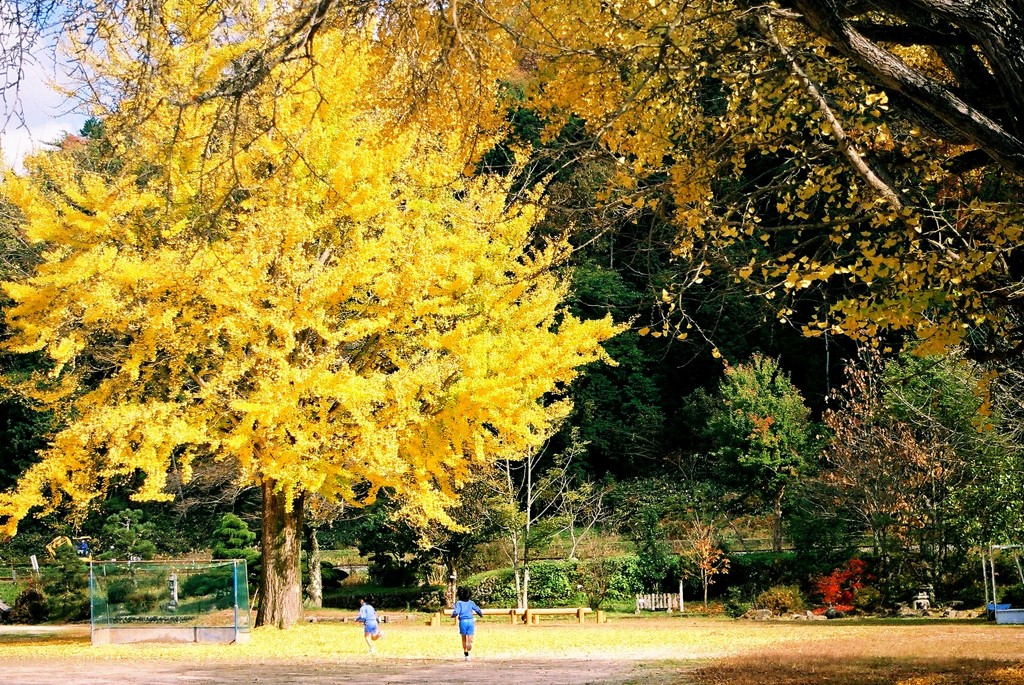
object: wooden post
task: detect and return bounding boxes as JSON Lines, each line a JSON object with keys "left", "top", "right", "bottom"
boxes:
{"left": 982, "top": 552, "right": 991, "bottom": 613}
{"left": 429, "top": 612, "right": 441, "bottom": 627}
{"left": 577, "top": 607, "right": 585, "bottom": 624}
{"left": 597, "top": 609, "right": 606, "bottom": 624}
{"left": 509, "top": 609, "right": 516, "bottom": 625}
{"left": 987, "top": 544, "right": 995, "bottom": 614}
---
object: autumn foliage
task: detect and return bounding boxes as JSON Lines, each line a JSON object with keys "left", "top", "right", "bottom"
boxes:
{"left": 814, "top": 558, "right": 868, "bottom": 610}
{"left": 0, "top": 13, "right": 621, "bottom": 626}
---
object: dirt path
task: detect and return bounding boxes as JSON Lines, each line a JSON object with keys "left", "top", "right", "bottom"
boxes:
{"left": 0, "top": 629, "right": 679, "bottom": 685}
{"left": 0, "top": 656, "right": 680, "bottom": 685}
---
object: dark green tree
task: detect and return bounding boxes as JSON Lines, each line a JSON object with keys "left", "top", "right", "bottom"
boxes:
{"left": 211, "top": 513, "right": 260, "bottom": 585}
{"left": 41, "top": 544, "right": 89, "bottom": 621}
{"left": 212, "top": 513, "right": 258, "bottom": 563}
{"left": 98, "top": 509, "right": 157, "bottom": 561}
{"left": 704, "top": 354, "right": 818, "bottom": 552}
{"left": 568, "top": 264, "right": 666, "bottom": 476}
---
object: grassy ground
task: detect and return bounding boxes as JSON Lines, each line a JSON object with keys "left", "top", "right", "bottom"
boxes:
{"left": 2, "top": 616, "right": 1023, "bottom": 684}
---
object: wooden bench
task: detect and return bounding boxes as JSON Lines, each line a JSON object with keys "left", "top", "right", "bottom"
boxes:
{"left": 524, "top": 607, "right": 592, "bottom": 624}
{"left": 431, "top": 608, "right": 525, "bottom": 626}
{"left": 431, "top": 607, "right": 595, "bottom": 625}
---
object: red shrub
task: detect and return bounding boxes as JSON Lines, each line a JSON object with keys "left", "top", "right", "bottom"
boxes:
{"left": 814, "top": 559, "right": 868, "bottom": 607}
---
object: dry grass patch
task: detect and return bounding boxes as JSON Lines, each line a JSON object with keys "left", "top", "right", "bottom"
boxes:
{"left": 2, "top": 617, "right": 1024, "bottom": 685}
{"left": 693, "top": 657, "right": 1024, "bottom": 685}
{"left": 690, "top": 621, "right": 1024, "bottom": 685}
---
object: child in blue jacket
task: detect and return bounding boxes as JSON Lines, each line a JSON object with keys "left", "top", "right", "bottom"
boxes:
{"left": 356, "top": 597, "right": 383, "bottom": 654}
{"left": 451, "top": 587, "right": 484, "bottom": 661}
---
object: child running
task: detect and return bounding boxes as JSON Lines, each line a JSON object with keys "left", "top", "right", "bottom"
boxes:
{"left": 451, "top": 586, "right": 484, "bottom": 661}
{"left": 356, "top": 597, "right": 383, "bottom": 655}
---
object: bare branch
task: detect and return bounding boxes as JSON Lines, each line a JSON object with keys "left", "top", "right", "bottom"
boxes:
{"left": 787, "top": 0, "right": 1024, "bottom": 176}
{"left": 760, "top": 13, "right": 904, "bottom": 208}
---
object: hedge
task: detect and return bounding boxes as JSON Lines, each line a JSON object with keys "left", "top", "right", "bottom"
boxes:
{"left": 463, "top": 556, "right": 645, "bottom": 608}
{"left": 726, "top": 552, "right": 802, "bottom": 595}
{"left": 321, "top": 584, "right": 445, "bottom": 611}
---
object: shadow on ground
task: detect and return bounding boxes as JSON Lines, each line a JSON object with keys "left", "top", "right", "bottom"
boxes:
{"left": 691, "top": 656, "right": 1024, "bottom": 685}
{"left": 0, "top": 657, "right": 657, "bottom": 685}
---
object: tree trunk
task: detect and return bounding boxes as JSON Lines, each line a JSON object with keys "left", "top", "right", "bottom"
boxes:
{"left": 523, "top": 455, "right": 532, "bottom": 612}
{"left": 513, "top": 568, "right": 521, "bottom": 608}
{"left": 305, "top": 525, "right": 323, "bottom": 609}
{"left": 789, "top": 0, "right": 1024, "bottom": 176}
{"left": 510, "top": 529, "right": 523, "bottom": 609}
{"left": 521, "top": 565, "right": 531, "bottom": 611}
{"left": 256, "top": 480, "right": 304, "bottom": 628}
{"left": 772, "top": 486, "right": 785, "bottom": 553}
{"left": 444, "top": 558, "right": 457, "bottom": 608}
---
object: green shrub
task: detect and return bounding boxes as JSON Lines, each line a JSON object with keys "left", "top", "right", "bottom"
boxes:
{"left": 633, "top": 508, "right": 677, "bottom": 589}
{"left": 463, "top": 568, "right": 517, "bottom": 607}
{"left": 465, "top": 557, "right": 644, "bottom": 610}
{"left": 320, "top": 563, "right": 348, "bottom": 591}
{"left": 949, "top": 581, "right": 986, "bottom": 609}
{"left": 574, "top": 555, "right": 646, "bottom": 609}
{"left": 852, "top": 586, "right": 884, "bottom": 614}
{"left": 1001, "top": 583, "right": 1024, "bottom": 608}
{"left": 124, "top": 588, "right": 164, "bottom": 614}
{"left": 181, "top": 566, "right": 233, "bottom": 597}
{"left": 105, "top": 579, "right": 133, "bottom": 606}
{"left": 10, "top": 582, "right": 48, "bottom": 624}
{"left": 723, "top": 587, "right": 751, "bottom": 619}
{"left": 604, "top": 556, "right": 645, "bottom": 600}
{"left": 321, "top": 584, "right": 445, "bottom": 611}
{"left": 42, "top": 545, "right": 89, "bottom": 622}
{"left": 938, "top": 566, "right": 987, "bottom": 609}
{"left": 526, "top": 561, "right": 585, "bottom": 605}
{"left": 754, "top": 585, "right": 806, "bottom": 616}
{"left": 727, "top": 552, "right": 801, "bottom": 595}
{"left": 577, "top": 557, "right": 638, "bottom": 610}
{"left": 180, "top": 567, "right": 234, "bottom": 609}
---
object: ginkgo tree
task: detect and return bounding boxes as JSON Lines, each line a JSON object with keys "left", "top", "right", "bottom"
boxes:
{"left": 0, "top": 16, "right": 620, "bottom": 627}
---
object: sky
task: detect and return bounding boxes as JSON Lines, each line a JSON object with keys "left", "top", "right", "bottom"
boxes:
{"left": 2, "top": 54, "right": 88, "bottom": 173}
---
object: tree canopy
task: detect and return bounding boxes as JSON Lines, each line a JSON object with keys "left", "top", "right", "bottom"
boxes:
{"left": 4, "top": 1, "right": 1023, "bottom": 356}
{"left": 0, "top": 22, "right": 619, "bottom": 626}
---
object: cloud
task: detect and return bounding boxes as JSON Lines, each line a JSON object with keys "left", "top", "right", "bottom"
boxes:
{"left": 2, "top": 54, "right": 88, "bottom": 172}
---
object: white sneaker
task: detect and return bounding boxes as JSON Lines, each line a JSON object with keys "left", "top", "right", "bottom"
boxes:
{"left": 370, "top": 648, "right": 377, "bottom": 656}
{"left": 464, "top": 655, "right": 471, "bottom": 662}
